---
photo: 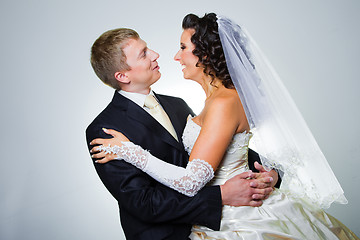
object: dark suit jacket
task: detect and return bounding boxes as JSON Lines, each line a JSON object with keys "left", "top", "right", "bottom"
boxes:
{"left": 86, "top": 91, "right": 222, "bottom": 240}
{"left": 86, "top": 91, "right": 279, "bottom": 240}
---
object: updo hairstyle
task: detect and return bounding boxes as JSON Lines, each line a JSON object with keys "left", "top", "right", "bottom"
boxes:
{"left": 182, "top": 13, "right": 234, "bottom": 89}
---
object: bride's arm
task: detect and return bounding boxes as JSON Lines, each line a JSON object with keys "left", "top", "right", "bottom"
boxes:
{"left": 91, "top": 133, "right": 217, "bottom": 197}
{"left": 91, "top": 97, "right": 246, "bottom": 197}
{"left": 90, "top": 129, "right": 236, "bottom": 198}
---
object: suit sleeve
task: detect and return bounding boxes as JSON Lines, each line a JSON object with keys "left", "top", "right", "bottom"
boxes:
{"left": 86, "top": 125, "right": 222, "bottom": 230}
{"left": 248, "top": 148, "right": 282, "bottom": 188}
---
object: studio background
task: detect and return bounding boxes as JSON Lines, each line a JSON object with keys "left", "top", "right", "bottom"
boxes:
{"left": 1, "top": 0, "right": 359, "bottom": 239}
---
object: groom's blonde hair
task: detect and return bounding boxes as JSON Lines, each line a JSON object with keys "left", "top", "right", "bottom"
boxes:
{"left": 91, "top": 28, "right": 139, "bottom": 90}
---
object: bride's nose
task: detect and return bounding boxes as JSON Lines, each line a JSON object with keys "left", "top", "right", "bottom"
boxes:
{"left": 174, "top": 50, "right": 181, "bottom": 61}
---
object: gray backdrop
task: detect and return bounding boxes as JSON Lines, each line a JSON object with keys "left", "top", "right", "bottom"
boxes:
{"left": 1, "top": 0, "right": 359, "bottom": 239}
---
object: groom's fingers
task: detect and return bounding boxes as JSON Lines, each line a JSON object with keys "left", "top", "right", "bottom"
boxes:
{"left": 249, "top": 200, "right": 263, "bottom": 207}
{"left": 237, "top": 170, "right": 254, "bottom": 179}
{"left": 251, "top": 194, "right": 265, "bottom": 200}
{"left": 254, "top": 161, "right": 266, "bottom": 172}
{"left": 251, "top": 186, "right": 273, "bottom": 198}
{"left": 251, "top": 192, "right": 271, "bottom": 200}
{"left": 249, "top": 178, "right": 273, "bottom": 189}
{"left": 258, "top": 177, "right": 273, "bottom": 185}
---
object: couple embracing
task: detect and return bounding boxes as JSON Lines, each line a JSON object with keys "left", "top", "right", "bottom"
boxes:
{"left": 86, "top": 13, "right": 358, "bottom": 240}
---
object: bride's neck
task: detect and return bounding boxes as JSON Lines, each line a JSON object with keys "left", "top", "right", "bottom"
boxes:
{"left": 200, "top": 76, "right": 223, "bottom": 100}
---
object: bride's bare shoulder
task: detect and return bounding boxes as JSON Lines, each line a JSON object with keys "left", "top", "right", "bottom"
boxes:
{"left": 208, "top": 89, "right": 241, "bottom": 111}
{"left": 204, "top": 89, "right": 248, "bottom": 131}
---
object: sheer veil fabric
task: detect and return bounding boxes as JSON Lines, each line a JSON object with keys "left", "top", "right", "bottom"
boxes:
{"left": 217, "top": 16, "right": 347, "bottom": 208}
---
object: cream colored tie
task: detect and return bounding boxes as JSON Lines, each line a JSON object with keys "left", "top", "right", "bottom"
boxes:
{"left": 144, "top": 95, "right": 178, "bottom": 141}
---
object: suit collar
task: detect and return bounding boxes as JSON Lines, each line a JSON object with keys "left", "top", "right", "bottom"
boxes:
{"left": 155, "top": 93, "right": 184, "bottom": 143}
{"left": 111, "top": 91, "right": 184, "bottom": 151}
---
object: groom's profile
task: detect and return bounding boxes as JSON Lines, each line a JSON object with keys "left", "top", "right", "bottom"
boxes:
{"left": 86, "top": 28, "right": 277, "bottom": 240}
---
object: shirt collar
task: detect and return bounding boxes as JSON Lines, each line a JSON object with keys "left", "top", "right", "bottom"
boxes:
{"left": 118, "top": 89, "right": 156, "bottom": 108}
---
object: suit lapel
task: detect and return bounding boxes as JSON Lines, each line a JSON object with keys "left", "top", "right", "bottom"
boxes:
{"left": 156, "top": 93, "right": 184, "bottom": 141}
{"left": 112, "top": 91, "right": 183, "bottom": 151}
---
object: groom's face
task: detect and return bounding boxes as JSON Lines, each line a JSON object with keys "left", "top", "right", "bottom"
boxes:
{"left": 122, "top": 38, "right": 161, "bottom": 94}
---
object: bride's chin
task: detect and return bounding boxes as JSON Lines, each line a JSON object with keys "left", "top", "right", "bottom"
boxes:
{"left": 182, "top": 73, "right": 190, "bottom": 80}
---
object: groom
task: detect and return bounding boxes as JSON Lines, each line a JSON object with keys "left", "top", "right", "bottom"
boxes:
{"left": 86, "top": 28, "right": 278, "bottom": 240}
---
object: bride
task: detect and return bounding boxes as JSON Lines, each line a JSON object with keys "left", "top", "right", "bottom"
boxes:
{"left": 90, "top": 13, "right": 358, "bottom": 239}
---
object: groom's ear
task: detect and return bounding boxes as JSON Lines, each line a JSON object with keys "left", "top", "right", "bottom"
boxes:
{"left": 114, "top": 71, "right": 130, "bottom": 84}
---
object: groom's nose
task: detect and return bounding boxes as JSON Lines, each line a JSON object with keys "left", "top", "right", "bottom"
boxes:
{"left": 148, "top": 49, "right": 159, "bottom": 61}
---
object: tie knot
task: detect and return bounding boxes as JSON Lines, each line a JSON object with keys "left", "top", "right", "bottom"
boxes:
{"left": 144, "top": 94, "right": 159, "bottom": 109}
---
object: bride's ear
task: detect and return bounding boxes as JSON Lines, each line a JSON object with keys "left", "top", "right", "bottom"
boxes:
{"left": 114, "top": 71, "right": 130, "bottom": 84}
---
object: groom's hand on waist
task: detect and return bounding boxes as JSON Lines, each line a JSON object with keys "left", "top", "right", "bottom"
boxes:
{"left": 220, "top": 171, "right": 273, "bottom": 207}
{"left": 253, "top": 161, "right": 279, "bottom": 190}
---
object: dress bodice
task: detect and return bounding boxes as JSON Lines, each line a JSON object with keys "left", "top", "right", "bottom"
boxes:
{"left": 182, "top": 117, "right": 252, "bottom": 185}
{"left": 183, "top": 117, "right": 356, "bottom": 239}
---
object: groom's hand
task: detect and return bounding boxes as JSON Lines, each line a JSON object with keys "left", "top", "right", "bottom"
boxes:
{"left": 220, "top": 171, "right": 273, "bottom": 207}
{"left": 243, "top": 162, "right": 279, "bottom": 200}
{"left": 253, "top": 161, "right": 279, "bottom": 189}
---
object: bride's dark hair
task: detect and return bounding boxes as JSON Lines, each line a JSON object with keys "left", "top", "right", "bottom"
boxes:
{"left": 182, "top": 13, "right": 234, "bottom": 89}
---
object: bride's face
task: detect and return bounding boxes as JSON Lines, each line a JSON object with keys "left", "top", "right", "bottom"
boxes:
{"left": 174, "top": 29, "right": 204, "bottom": 82}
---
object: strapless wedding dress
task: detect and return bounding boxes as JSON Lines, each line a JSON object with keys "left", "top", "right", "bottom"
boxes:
{"left": 182, "top": 118, "right": 358, "bottom": 240}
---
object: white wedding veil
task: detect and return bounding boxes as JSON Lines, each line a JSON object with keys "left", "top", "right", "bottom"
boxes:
{"left": 217, "top": 16, "right": 347, "bottom": 208}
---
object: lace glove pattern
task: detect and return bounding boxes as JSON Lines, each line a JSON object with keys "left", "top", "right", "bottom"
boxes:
{"left": 98, "top": 142, "right": 214, "bottom": 197}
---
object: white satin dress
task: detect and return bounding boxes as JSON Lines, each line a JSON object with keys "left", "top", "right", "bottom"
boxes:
{"left": 182, "top": 118, "right": 358, "bottom": 240}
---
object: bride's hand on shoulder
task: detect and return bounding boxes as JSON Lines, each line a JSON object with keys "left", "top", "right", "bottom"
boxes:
{"left": 90, "top": 128, "right": 130, "bottom": 164}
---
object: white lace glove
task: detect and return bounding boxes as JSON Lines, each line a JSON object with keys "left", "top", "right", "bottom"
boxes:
{"left": 98, "top": 142, "right": 214, "bottom": 197}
